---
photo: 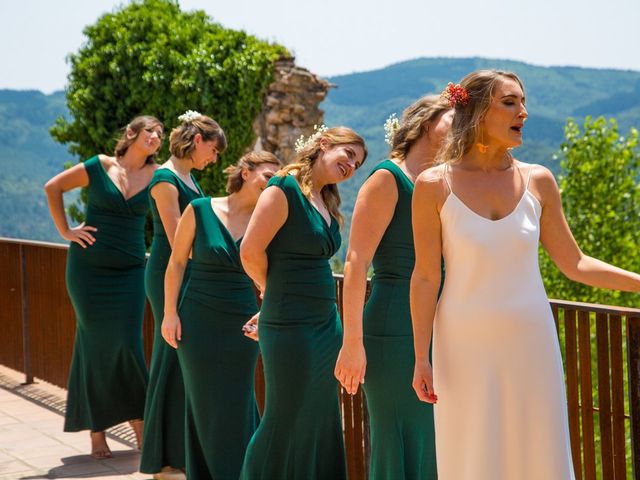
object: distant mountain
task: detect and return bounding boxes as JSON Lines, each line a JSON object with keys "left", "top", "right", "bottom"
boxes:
{"left": 0, "top": 90, "right": 73, "bottom": 242}
{"left": 0, "top": 57, "right": 638, "bottom": 245}
{"left": 323, "top": 57, "right": 640, "bottom": 256}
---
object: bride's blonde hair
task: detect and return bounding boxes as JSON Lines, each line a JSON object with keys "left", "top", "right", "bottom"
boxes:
{"left": 436, "top": 70, "right": 525, "bottom": 165}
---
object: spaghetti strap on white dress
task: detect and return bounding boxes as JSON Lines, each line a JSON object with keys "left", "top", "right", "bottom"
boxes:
{"left": 434, "top": 165, "right": 575, "bottom": 479}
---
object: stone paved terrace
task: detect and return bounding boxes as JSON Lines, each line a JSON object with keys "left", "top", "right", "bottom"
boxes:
{"left": 0, "top": 366, "right": 148, "bottom": 480}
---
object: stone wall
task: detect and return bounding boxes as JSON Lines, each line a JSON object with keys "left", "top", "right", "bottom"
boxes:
{"left": 252, "top": 56, "right": 333, "bottom": 164}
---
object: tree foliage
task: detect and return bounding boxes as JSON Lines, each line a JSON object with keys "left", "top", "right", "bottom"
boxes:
{"left": 51, "top": 0, "right": 288, "bottom": 199}
{"left": 540, "top": 117, "right": 640, "bottom": 307}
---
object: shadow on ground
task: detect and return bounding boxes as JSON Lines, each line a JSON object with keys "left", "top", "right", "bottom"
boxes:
{"left": 19, "top": 450, "right": 145, "bottom": 479}
{"left": 0, "top": 371, "right": 138, "bottom": 449}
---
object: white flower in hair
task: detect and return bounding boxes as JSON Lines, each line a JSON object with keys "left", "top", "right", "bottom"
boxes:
{"left": 178, "top": 110, "right": 202, "bottom": 123}
{"left": 294, "top": 124, "right": 328, "bottom": 153}
{"left": 384, "top": 113, "right": 400, "bottom": 146}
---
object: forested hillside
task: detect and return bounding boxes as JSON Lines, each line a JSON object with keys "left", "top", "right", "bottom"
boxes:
{"left": 323, "top": 57, "right": 640, "bottom": 246}
{"left": 1, "top": 57, "right": 638, "bottom": 244}
{"left": 0, "top": 90, "right": 72, "bottom": 241}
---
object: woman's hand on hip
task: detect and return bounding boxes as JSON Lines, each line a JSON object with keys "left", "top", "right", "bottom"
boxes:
{"left": 63, "top": 223, "right": 97, "bottom": 248}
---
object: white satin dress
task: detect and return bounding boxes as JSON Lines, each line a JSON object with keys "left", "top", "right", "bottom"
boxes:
{"left": 433, "top": 165, "right": 575, "bottom": 479}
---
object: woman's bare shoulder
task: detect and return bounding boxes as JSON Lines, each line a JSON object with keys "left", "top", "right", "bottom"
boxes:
{"left": 415, "top": 164, "right": 449, "bottom": 205}
{"left": 416, "top": 164, "right": 449, "bottom": 191}
{"left": 516, "top": 160, "right": 558, "bottom": 206}
{"left": 97, "top": 154, "right": 116, "bottom": 168}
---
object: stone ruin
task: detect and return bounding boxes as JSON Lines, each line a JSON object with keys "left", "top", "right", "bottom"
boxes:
{"left": 252, "top": 56, "right": 333, "bottom": 164}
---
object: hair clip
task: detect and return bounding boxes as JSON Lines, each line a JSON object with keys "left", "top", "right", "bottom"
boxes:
{"left": 384, "top": 113, "right": 400, "bottom": 146}
{"left": 441, "top": 82, "right": 470, "bottom": 107}
{"left": 178, "top": 110, "right": 202, "bottom": 123}
{"left": 294, "top": 124, "right": 328, "bottom": 153}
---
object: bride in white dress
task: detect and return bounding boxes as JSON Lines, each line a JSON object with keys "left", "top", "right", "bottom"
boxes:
{"left": 410, "top": 70, "right": 640, "bottom": 480}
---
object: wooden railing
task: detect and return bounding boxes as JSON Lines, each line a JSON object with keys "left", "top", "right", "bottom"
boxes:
{"left": 551, "top": 301, "right": 640, "bottom": 479}
{"left": 1, "top": 237, "right": 639, "bottom": 479}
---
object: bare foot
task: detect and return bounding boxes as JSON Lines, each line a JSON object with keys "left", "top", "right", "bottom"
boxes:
{"left": 90, "top": 431, "right": 113, "bottom": 459}
{"left": 153, "top": 466, "right": 186, "bottom": 480}
{"left": 129, "top": 419, "right": 143, "bottom": 449}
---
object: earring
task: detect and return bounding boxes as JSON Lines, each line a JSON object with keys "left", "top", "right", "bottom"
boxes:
{"left": 476, "top": 130, "right": 488, "bottom": 154}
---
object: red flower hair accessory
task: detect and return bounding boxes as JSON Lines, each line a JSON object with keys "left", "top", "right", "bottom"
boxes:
{"left": 441, "top": 82, "right": 470, "bottom": 107}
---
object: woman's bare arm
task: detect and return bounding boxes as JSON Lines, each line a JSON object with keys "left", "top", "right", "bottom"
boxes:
{"left": 44, "top": 162, "right": 96, "bottom": 248}
{"left": 162, "top": 205, "right": 196, "bottom": 349}
{"left": 150, "top": 182, "right": 181, "bottom": 248}
{"left": 410, "top": 169, "right": 445, "bottom": 404}
{"left": 335, "top": 170, "right": 397, "bottom": 394}
{"left": 239, "top": 186, "right": 288, "bottom": 294}
{"left": 535, "top": 165, "right": 640, "bottom": 291}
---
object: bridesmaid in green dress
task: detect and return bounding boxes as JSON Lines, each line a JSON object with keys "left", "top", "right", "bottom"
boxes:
{"left": 239, "top": 127, "right": 367, "bottom": 480}
{"left": 162, "top": 151, "right": 281, "bottom": 480}
{"left": 140, "top": 112, "right": 226, "bottom": 478}
{"left": 334, "top": 96, "right": 452, "bottom": 479}
{"left": 44, "top": 116, "right": 164, "bottom": 459}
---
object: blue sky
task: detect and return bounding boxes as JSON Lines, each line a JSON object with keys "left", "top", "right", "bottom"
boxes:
{"left": 2, "top": 0, "right": 639, "bottom": 93}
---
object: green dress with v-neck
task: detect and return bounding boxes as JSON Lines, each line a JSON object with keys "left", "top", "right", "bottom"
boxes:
{"left": 64, "top": 155, "right": 150, "bottom": 432}
{"left": 240, "top": 175, "right": 346, "bottom": 480}
{"left": 176, "top": 197, "right": 260, "bottom": 480}
{"left": 363, "top": 159, "right": 438, "bottom": 479}
{"left": 140, "top": 168, "right": 203, "bottom": 473}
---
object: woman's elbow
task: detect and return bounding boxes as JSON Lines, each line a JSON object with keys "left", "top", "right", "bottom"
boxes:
{"left": 239, "top": 242, "right": 260, "bottom": 268}
{"left": 44, "top": 178, "right": 57, "bottom": 194}
{"left": 167, "top": 254, "right": 188, "bottom": 273}
{"left": 559, "top": 264, "right": 583, "bottom": 283}
{"left": 411, "top": 269, "right": 441, "bottom": 289}
{"left": 344, "top": 254, "right": 368, "bottom": 276}
{"left": 555, "top": 252, "right": 587, "bottom": 283}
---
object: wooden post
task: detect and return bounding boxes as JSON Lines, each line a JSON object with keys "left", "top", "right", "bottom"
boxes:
{"left": 19, "top": 244, "right": 33, "bottom": 384}
{"left": 610, "top": 315, "right": 627, "bottom": 478}
{"left": 627, "top": 315, "right": 640, "bottom": 479}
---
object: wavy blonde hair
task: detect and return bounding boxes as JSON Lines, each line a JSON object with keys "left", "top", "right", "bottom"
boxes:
{"left": 436, "top": 70, "right": 525, "bottom": 165}
{"left": 279, "top": 126, "right": 367, "bottom": 228}
{"left": 169, "top": 114, "right": 227, "bottom": 159}
{"left": 224, "top": 151, "right": 282, "bottom": 193}
{"left": 115, "top": 115, "right": 164, "bottom": 164}
{"left": 389, "top": 95, "right": 451, "bottom": 161}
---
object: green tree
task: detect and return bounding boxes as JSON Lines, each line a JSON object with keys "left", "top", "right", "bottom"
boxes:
{"left": 540, "top": 117, "right": 640, "bottom": 307}
{"left": 51, "top": 0, "right": 288, "bottom": 210}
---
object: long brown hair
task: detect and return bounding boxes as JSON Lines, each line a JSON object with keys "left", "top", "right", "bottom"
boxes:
{"left": 389, "top": 95, "right": 451, "bottom": 161}
{"left": 279, "top": 126, "right": 367, "bottom": 228}
{"left": 169, "top": 114, "right": 227, "bottom": 159}
{"left": 114, "top": 115, "right": 163, "bottom": 164}
{"left": 224, "top": 151, "right": 282, "bottom": 193}
{"left": 436, "top": 70, "right": 525, "bottom": 165}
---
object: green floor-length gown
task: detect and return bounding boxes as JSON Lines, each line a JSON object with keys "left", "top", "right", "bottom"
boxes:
{"left": 176, "top": 197, "right": 260, "bottom": 480}
{"left": 64, "top": 155, "right": 149, "bottom": 432}
{"left": 240, "top": 175, "right": 347, "bottom": 480}
{"left": 362, "top": 159, "right": 438, "bottom": 479}
{"left": 140, "top": 168, "right": 203, "bottom": 473}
